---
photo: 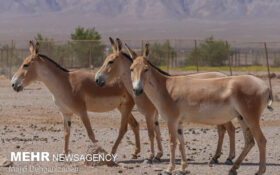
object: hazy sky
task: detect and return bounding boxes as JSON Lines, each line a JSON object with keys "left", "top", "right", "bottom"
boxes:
{"left": 0, "top": 0, "right": 280, "bottom": 41}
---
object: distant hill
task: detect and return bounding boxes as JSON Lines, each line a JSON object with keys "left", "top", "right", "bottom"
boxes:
{"left": 0, "top": 0, "right": 280, "bottom": 41}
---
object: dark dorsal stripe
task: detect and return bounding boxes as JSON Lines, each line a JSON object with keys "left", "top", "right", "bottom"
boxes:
{"left": 147, "top": 60, "right": 170, "bottom": 76}
{"left": 121, "top": 52, "right": 170, "bottom": 76}
{"left": 121, "top": 52, "right": 133, "bottom": 62}
{"left": 38, "top": 54, "right": 69, "bottom": 72}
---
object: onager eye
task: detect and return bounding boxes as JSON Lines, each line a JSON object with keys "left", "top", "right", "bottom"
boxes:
{"left": 130, "top": 69, "right": 134, "bottom": 72}
{"left": 144, "top": 68, "right": 148, "bottom": 72}
{"left": 23, "top": 64, "right": 29, "bottom": 68}
{"left": 108, "top": 60, "right": 114, "bottom": 65}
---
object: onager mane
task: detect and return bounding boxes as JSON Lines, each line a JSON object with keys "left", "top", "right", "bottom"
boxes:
{"left": 38, "top": 54, "right": 70, "bottom": 72}
{"left": 121, "top": 52, "right": 170, "bottom": 76}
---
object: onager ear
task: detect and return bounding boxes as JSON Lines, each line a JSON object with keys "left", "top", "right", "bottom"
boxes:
{"left": 124, "top": 43, "right": 137, "bottom": 60}
{"left": 109, "top": 37, "right": 117, "bottom": 52}
{"left": 116, "top": 38, "right": 122, "bottom": 52}
{"left": 144, "top": 43, "right": 150, "bottom": 58}
{"left": 29, "top": 40, "right": 35, "bottom": 55}
{"left": 35, "top": 42, "right": 40, "bottom": 54}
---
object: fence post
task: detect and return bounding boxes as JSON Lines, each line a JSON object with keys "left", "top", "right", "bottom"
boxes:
{"left": 9, "top": 40, "right": 14, "bottom": 78}
{"left": 0, "top": 49, "right": 2, "bottom": 66}
{"left": 226, "top": 41, "right": 232, "bottom": 76}
{"left": 167, "top": 40, "right": 170, "bottom": 72}
{"left": 47, "top": 42, "right": 50, "bottom": 55}
{"left": 264, "top": 42, "right": 273, "bottom": 95}
{"left": 68, "top": 41, "right": 73, "bottom": 68}
{"left": 141, "top": 40, "right": 144, "bottom": 55}
{"left": 194, "top": 40, "right": 199, "bottom": 72}
{"left": 89, "top": 41, "right": 93, "bottom": 68}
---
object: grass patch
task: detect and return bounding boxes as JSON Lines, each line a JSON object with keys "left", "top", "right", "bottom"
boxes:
{"left": 159, "top": 66, "right": 280, "bottom": 72}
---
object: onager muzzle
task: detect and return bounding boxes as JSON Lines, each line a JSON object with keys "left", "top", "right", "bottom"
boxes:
{"left": 95, "top": 72, "right": 106, "bottom": 87}
{"left": 132, "top": 80, "right": 143, "bottom": 96}
{"left": 11, "top": 76, "right": 23, "bottom": 92}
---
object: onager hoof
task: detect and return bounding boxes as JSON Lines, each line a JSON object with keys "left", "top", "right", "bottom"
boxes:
{"left": 254, "top": 170, "right": 265, "bottom": 175}
{"left": 153, "top": 157, "right": 161, "bottom": 163}
{"left": 209, "top": 158, "right": 218, "bottom": 166}
{"left": 155, "top": 152, "right": 163, "bottom": 159}
{"left": 228, "top": 169, "right": 237, "bottom": 175}
{"left": 225, "top": 158, "right": 234, "bottom": 165}
{"left": 143, "top": 159, "right": 153, "bottom": 164}
{"left": 163, "top": 171, "right": 172, "bottom": 175}
{"left": 131, "top": 154, "right": 138, "bottom": 159}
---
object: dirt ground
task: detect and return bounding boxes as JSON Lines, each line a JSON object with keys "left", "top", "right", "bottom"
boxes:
{"left": 0, "top": 72, "right": 280, "bottom": 175}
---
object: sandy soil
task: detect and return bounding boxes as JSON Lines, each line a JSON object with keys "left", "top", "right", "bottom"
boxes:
{"left": 0, "top": 73, "right": 280, "bottom": 175}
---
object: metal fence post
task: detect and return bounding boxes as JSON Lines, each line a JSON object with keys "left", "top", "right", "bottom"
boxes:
{"left": 69, "top": 41, "right": 73, "bottom": 68}
{"left": 194, "top": 40, "right": 199, "bottom": 72}
{"left": 167, "top": 40, "right": 170, "bottom": 72}
{"left": 47, "top": 42, "right": 50, "bottom": 56}
{"left": 141, "top": 40, "right": 144, "bottom": 55}
{"left": 264, "top": 42, "right": 273, "bottom": 96}
{"left": 89, "top": 41, "right": 93, "bottom": 68}
{"left": 9, "top": 40, "right": 14, "bottom": 78}
{"left": 226, "top": 41, "right": 232, "bottom": 76}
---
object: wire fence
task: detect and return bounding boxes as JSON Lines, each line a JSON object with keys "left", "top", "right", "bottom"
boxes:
{"left": 0, "top": 38, "right": 280, "bottom": 80}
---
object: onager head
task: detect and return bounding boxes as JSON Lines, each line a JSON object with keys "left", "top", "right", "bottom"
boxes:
{"left": 95, "top": 37, "right": 128, "bottom": 87}
{"left": 128, "top": 43, "right": 150, "bottom": 96}
{"left": 11, "top": 41, "right": 40, "bottom": 92}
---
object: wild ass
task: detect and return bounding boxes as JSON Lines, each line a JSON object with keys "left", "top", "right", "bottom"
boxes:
{"left": 95, "top": 38, "right": 236, "bottom": 164}
{"left": 11, "top": 41, "right": 141, "bottom": 158}
{"left": 129, "top": 43, "right": 272, "bottom": 175}
{"left": 95, "top": 38, "right": 163, "bottom": 163}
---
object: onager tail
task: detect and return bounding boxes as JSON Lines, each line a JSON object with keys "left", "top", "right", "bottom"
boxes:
{"left": 267, "top": 90, "right": 273, "bottom": 111}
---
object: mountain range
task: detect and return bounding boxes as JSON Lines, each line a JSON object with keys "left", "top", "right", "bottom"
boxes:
{"left": 0, "top": 0, "right": 280, "bottom": 41}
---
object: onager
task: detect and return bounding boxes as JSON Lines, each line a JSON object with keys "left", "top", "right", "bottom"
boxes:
{"left": 95, "top": 38, "right": 163, "bottom": 163}
{"left": 11, "top": 41, "right": 141, "bottom": 158}
{"left": 129, "top": 43, "right": 273, "bottom": 175}
{"left": 95, "top": 38, "right": 236, "bottom": 164}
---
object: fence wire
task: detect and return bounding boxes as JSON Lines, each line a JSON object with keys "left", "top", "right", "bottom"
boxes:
{"left": 0, "top": 39, "right": 279, "bottom": 79}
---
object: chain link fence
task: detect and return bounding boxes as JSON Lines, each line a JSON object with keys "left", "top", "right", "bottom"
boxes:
{"left": 0, "top": 39, "right": 279, "bottom": 79}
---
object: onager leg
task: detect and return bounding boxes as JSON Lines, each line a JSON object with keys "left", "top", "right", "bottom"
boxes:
{"left": 164, "top": 121, "right": 178, "bottom": 175}
{"left": 128, "top": 114, "right": 141, "bottom": 159}
{"left": 112, "top": 103, "right": 140, "bottom": 159}
{"left": 61, "top": 112, "right": 73, "bottom": 155}
{"left": 229, "top": 117, "right": 255, "bottom": 175}
{"left": 153, "top": 111, "right": 163, "bottom": 161}
{"left": 225, "top": 122, "right": 236, "bottom": 165}
{"left": 143, "top": 114, "right": 156, "bottom": 163}
{"left": 176, "top": 122, "right": 188, "bottom": 174}
{"left": 78, "top": 111, "right": 98, "bottom": 144}
{"left": 110, "top": 109, "right": 129, "bottom": 155}
{"left": 210, "top": 121, "right": 235, "bottom": 165}
{"left": 210, "top": 122, "right": 235, "bottom": 165}
{"left": 249, "top": 125, "right": 267, "bottom": 175}
{"left": 210, "top": 124, "right": 226, "bottom": 164}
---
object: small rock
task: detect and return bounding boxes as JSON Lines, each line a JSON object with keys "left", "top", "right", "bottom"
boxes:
{"left": 118, "top": 170, "right": 123, "bottom": 173}
{"left": 16, "top": 145, "right": 20, "bottom": 149}
{"left": 154, "top": 167, "right": 163, "bottom": 171}
{"left": 119, "top": 163, "right": 129, "bottom": 169}
{"left": 0, "top": 156, "right": 13, "bottom": 167}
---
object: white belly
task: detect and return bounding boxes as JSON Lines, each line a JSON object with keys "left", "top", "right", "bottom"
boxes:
{"left": 85, "top": 96, "right": 121, "bottom": 112}
{"left": 182, "top": 103, "right": 238, "bottom": 125}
